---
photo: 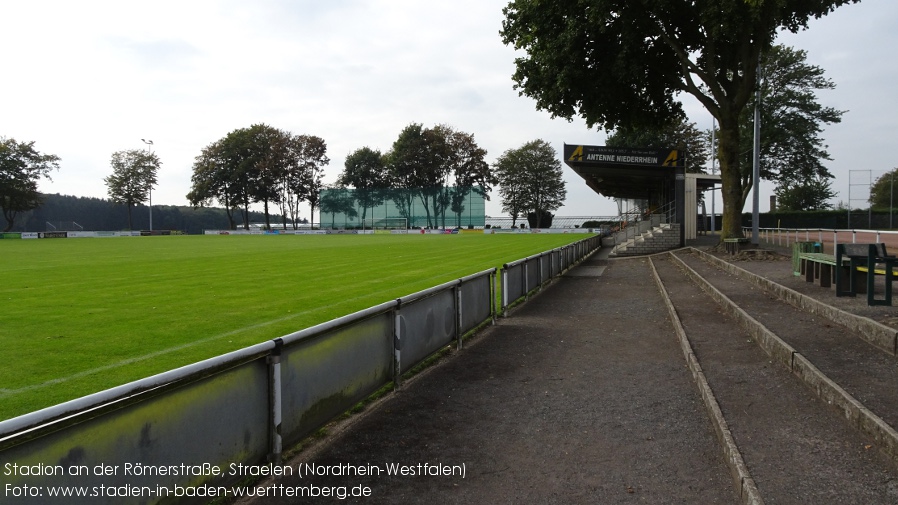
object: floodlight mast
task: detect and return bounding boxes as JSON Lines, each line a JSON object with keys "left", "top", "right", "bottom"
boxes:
{"left": 141, "top": 139, "right": 154, "bottom": 231}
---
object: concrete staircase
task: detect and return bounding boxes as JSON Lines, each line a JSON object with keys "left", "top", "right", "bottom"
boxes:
{"left": 608, "top": 223, "right": 682, "bottom": 257}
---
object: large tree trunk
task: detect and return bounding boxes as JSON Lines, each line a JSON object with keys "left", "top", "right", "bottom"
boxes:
{"left": 717, "top": 116, "right": 746, "bottom": 240}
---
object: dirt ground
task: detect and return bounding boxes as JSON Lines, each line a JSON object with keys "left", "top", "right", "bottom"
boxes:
{"left": 233, "top": 240, "right": 898, "bottom": 504}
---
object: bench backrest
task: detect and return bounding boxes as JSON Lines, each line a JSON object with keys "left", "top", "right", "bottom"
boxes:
{"left": 841, "top": 243, "right": 873, "bottom": 258}
{"left": 839, "top": 243, "right": 892, "bottom": 259}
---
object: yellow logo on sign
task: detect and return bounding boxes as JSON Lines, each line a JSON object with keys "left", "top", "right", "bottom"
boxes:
{"left": 568, "top": 145, "right": 584, "bottom": 162}
{"left": 662, "top": 150, "right": 679, "bottom": 167}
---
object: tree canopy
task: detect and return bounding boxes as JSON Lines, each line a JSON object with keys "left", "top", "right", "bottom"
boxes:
{"left": 739, "top": 44, "right": 844, "bottom": 210}
{"left": 187, "top": 125, "right": 328, "bottom": 230}
{"left": 104, "top": 149, "right": 160, "bottom": 230}
{"left": 338, "top": 147, "right": 389, "bottom": 224}
{"left": 0, "top": 137, "right": 60, "bottom": 232}
{"left": 494, "top": 139, "right": 566, "bottom": 228}
{"left": 501, "top": 0, "right": 859, "bottom": 239}
{"left": 869, "top": 168, "right": 898, "bottom": 211}
{"left": 384, "top": 123, "right": 493, "bottom": 228}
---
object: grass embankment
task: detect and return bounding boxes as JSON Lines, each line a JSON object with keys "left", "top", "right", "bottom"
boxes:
{"left": 0, "top": 233, "right": 586, "bottom": 420}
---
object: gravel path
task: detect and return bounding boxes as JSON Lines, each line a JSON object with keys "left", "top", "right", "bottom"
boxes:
{"left": 236, "top": 255, "right": 737, "bottom": 504}
{"left": 233, "top": 245, "right": 898, "bottom": 504}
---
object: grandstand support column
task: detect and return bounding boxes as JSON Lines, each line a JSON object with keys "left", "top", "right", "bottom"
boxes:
{"left": 267, "top": 339, "right": 284, "bottom": 464}
{"left": 675, "top": 167, "right": 686, "bottom": 247}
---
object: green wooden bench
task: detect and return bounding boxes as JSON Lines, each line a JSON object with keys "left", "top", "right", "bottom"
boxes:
{"left": 834, "top": 243, "right": 898, "bottom": 306}
{"left": 798, "top": 243, "right": 897, "bottom": 305}
{"left": 798, "top": 252, "right": 839, "bottom": 288}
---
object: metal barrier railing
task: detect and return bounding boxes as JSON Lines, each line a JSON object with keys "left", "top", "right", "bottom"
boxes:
{"left": 501, "top": 234, "right": 602, "bottom": 315}
{"left": 743, "top": 227, "right": 898, "bottom": 254}
{"left": 0, "top": 234, "right": 600, "bottom": 503}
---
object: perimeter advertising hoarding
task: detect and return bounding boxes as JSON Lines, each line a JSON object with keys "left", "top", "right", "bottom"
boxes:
{"left": 564, "top": 145, "right": 682, "bottom": 168}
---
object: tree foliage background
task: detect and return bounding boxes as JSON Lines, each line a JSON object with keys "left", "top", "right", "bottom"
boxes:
{"left": 494, "top": 139, "right": 567, "bottom": 228}
{"left": 501, "top": 0, "right": 859, "bottom": 238}
{"left": 337, "top": 123, "right": 495, "bottom": 229}
{"left": 0, "top": 137, "right": 60, "bottom": 232}
{"left": 104, "top": 149, "right": 160, "bottom": 230}
{"left": 187, "top": 124, "right": 328, "bottom": 230}
{"left": 740, "top": 44, "right": 842, "bottom": 211}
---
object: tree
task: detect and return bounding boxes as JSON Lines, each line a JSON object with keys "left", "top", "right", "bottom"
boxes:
{"left": 246, "top": 124, "right": 290, "bottom": 231}
{"left": 338, "top": 146, "right": 388, "bottom": 225}
{"left": 278, "top": 134, "right": 329, "bottom": 229}
{"left": 319, "top": 185, "right": 357, "bottom": 228}
{"left": 775, "top": 173, "right": 836, "bottom": 211}
{"left": 385, "top": 123, "right": 493, "bottom": 229}
{"left": 0, "top": 137, "right": 60, "bottom": 232}
{"left": 104, "top": 149, "right": 160, "bottom": 230}
{"left": 188, "top": 140, "right": 241, "bottom": 230}
{"left": 495, "top": 140, "right": 566, "bottom": 228}
{"left": 447, "top": 129, "right": 495, "bottom": 228}
{"left": 386, "top": 123, "right": 428, "bottom": 225}
{"left": 293, "top": 135, "right": 329, "bottom": 226}
{"left": 501, "top": 0, "right": 859, "bottom": 239}
{"left": 188, "top": 127, "right": 329, "bottom": 230}
{"left": 869, "top": 168, "right": 898, "bottom": 211}
{"left": 386, "top": 123, "right": 456, "bottom": 228}
{"left": 738, "top": 44, "right": 845, "bottom": 209}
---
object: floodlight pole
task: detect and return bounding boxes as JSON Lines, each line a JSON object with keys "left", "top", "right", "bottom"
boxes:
{"left": 141, "top": 139, "right": 154, "bottom": 231}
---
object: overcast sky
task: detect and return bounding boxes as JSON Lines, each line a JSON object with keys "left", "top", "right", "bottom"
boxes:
{"left": 2, "top": 0, "right": 895, "bottom": 221}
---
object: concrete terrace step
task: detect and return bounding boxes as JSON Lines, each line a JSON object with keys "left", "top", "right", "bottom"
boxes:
{"left": 611, "top": 223, "right": 681, "bottom": 257}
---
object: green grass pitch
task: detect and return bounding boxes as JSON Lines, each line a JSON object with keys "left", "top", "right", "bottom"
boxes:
{"left": 0, "top": 233, "right": 589, "bottom": 421}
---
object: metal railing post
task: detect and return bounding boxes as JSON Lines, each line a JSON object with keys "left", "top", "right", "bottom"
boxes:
{"left": 523, "top": 261, "right": 530, "bottom": 301}
{"left": 455, "top": 283, "right": 463, "bottom": 350}
{"left": 490, "top": 270, "right": 497, "bottom": 324}
{"left": 393, "top": 304, "right": 403, "bottom": 387}
{"left": 267, "top": 338, "right": 284, "bottom": 464}
{"left": 501, "top": 266, "right": 509, "bottom": 317}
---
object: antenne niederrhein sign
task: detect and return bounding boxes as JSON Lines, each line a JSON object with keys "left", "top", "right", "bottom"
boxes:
{"left": 564, "top": 144, "right": 682, "bottom": 168}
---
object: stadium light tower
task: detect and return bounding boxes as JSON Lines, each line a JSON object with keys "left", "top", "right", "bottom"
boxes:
{"left": 141, "top": 139, "right": 154, "bottom": 231}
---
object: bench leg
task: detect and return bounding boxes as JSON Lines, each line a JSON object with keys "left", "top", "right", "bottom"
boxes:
{"left": 805, "top": 259, "right": 814, "bottom": 283}
{"left": 819, "top": 264, "right": 832, "bottom": 288}
{"left": 836, "top": 265, "right": 855, "bottom": 297}
{"left": 869, "top": 264, "right": 894, "bottom": 306}
{"left": 854, "top": 269, "right": 868, "bottom": 294}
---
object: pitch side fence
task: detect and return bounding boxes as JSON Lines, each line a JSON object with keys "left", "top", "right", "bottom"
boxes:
{"left": 744, "top": 227, "right": 898, "bottom": 255}
{"left": 0, "top": 235, "right": 600, "bottom": 504}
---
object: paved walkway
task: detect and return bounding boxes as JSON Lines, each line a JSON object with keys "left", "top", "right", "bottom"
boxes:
{"left": 237, "top": 248, "right": 740, "bottom": 504}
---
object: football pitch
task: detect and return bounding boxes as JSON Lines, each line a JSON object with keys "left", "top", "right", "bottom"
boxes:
{"left": 1, "top": 232, "right": 590, "bottom": 421}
